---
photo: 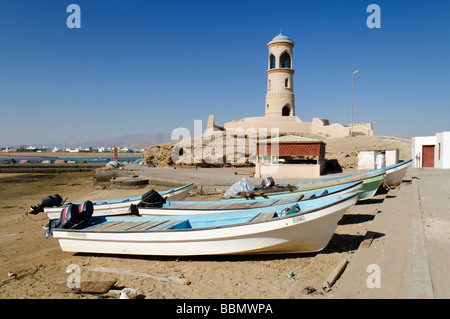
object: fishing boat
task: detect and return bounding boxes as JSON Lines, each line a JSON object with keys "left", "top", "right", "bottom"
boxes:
{"left": 225, "top": 170, "right": 385, "bottom": 202}
{"left": 136, "top": 181, "right": 362, "bottom": 216}
{"left": 45, "top": 183, "right": 194, "bottom": 220}
{"left": 292, "top": 170, "right": 385, "bottom": 201}
{"left": 49, "top": 192, "right": 358, "bottom": 256}
{"left": 379, "top": 159, "right": 412, "bottom": 187}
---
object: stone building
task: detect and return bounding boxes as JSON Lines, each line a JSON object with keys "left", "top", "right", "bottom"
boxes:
{"left": 208, "top": 33, "right": 374, "bottom": 138}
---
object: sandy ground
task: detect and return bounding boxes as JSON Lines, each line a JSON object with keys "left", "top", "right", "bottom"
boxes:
{"left": 0, "top": 136, "right": 412, "bottom": 300}
{"left": 0, "top": 170, "right": 387, "bottom": 300}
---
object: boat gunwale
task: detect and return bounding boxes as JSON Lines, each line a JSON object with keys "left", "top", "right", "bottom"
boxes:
{"left": 385, "top": 160, "right": 412, "bottom": 173}
{"left": 160, "top": 183, "right": 194, "bottom": 195}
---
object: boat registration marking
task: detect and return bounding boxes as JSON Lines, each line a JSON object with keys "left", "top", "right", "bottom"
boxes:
{"left": 67, "top": 232, "right": 87, "bottom": 238}
{"left": 291, "top": 215, "right": 305, "bottom": 224}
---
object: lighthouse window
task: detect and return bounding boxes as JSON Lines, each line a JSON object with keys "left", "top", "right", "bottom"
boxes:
{"left": 280, "top": 52, "right": 291, "bottom": 68}
{"left": 269, "top": 54, "right": 276, "bottom": 69}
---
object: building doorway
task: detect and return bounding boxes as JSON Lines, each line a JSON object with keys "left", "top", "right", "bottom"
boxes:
{"left": 422, "top": 145, "right": 435, "bottom": 167}
{"left": 282, "top": 106, "right": 290, "bottom": 116}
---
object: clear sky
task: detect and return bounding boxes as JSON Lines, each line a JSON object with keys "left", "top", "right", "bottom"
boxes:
{"left": 1, "top": 0, "right": 449, "bottom": 147}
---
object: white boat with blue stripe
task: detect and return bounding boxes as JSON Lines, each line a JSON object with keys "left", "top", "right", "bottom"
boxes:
{"left": 136, "top": 181, "right": 362, "bottom": 216}
{"left": 45, "top": 183, "right": 194, "bottom": 220}
{"left": 50, "top": 192, "right": 358, "bottom": 256}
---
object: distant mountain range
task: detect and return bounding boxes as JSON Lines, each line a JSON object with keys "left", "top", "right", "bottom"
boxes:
{"left": 76, "top": 132, "right": 173, "bottom": 149}
{"left": 28, "top": 133, "right": 173, "bottom": 150}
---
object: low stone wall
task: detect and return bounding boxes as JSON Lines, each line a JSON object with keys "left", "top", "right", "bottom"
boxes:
{"left": 0, "top": 163, "right": 103, "bottom": 173}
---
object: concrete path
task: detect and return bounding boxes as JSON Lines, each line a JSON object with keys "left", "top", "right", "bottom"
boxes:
{"left": 334, "top": 168, "right": 450, "bottom": 299}
{"left": 413, "top": 168, "right": 450, "bottom": 298}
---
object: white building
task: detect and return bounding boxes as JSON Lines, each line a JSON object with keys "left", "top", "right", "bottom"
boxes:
{"left": 411, "top": 131, "right": 450, "bottom": 168}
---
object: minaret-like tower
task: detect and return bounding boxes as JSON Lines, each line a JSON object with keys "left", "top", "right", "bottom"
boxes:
{"left": 265, "top": 33, "right": 295, "bottom": 117}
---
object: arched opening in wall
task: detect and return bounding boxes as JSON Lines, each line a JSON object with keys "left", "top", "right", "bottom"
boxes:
{"left": 282, "top": 105, "right": 290, "bottom": 116}
{"left": 269, "top": 54, "right": 276, "bottom": 69}
{"left": 280, "top": 52, "right": 291, "bottom": 68}
{"left": 268, "top": 79, "right": 271, "bottom": 90}
{"left": 285, "top": 78, "right": 289, "bottom": 88}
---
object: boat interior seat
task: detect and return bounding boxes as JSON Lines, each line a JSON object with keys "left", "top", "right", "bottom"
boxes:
{"left": 85, "top": 218, "right": 192, "bottom": 231}
{"left": 149, "top": 219, "right": 191, "bottom": 230}
{"left": 300, "top": 193, "right": 316, "bottom": 201}
{"left": 250, "top": 211, "right": 278, "bottom": 222}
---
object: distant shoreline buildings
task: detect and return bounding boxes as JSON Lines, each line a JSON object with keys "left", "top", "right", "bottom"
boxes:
{"left": 1, "top": 145, "right": 143, "bottom": 154}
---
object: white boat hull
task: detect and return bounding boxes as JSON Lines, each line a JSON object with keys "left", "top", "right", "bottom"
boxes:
{"left": 45, "top": 184, "right": 194, "bottom": 220}
{"left": 52, "top": 194, "right": 357, "bottom": 256}
{"left": 384, "top": 160, "right": 412, "bottom": 187}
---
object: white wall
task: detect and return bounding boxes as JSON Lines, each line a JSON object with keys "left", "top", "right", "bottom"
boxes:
{"left": 358, "top": 151, "right": 375, "bottom": 170}
{"left": 255, "top": 162, "right": 325, "bottom": 179}
{"left": 358, "top": 149, "right": 398, "bottom": 170}
{"left": 435, "top": 132, "right": 450, "bottom": 169}
{"left": 385, "top": 149, "right": 399, "bottom": 167}
{"left": 411, "top": 136, "right": 436, "bottom": 168}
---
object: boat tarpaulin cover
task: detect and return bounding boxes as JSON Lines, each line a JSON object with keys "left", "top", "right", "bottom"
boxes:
{"left": 224, "top": 178, "right": 255, "bottom": 197}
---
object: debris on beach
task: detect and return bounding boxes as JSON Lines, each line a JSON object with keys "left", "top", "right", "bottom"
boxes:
{"left": 120, "top": 288, "right": 138, "bottom": 299}
{"left": 105, "top": 161, "right": 124, "bottom": 170}
{"left": 301, "top": 286, "right": 317, "bottom": 295}
{"left": 90, "top": 266, "right": 191, "bottom": 285}
{"left": 70, "top": 280, "right": 117, "bottom": 295}
{"left": 0, "top": 265, "right": 46, "bottom": 288}
{"left": 287, "top": 272, "right": 296, "bottom": 281}
{"left": 322, "top": 258, "right": 349, "bottom": 292}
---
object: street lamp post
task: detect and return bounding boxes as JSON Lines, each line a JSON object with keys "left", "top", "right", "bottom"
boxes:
{"left": 351, "top": 70, "right": 359, "bottom": 136}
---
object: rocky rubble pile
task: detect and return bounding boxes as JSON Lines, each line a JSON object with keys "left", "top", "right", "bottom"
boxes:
{"left": 142, "top": 134, "right": 411, "bottom": 170}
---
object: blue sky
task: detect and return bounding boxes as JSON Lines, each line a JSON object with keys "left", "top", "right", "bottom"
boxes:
{"left": 1, "top": 0, "right": 449, "bottom": 146}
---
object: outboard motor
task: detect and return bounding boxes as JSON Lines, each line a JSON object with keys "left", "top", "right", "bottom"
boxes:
{"left": 259, "top": 177, "right": 275, "bottom": 188}
{"left": 29, "top": 194, "right": 64, "bottom": 214}
{"left": 137, "top": 189, "right": 166, "bottom": 208}
{"left": 129, "top": 189, "right": 166, "bottom": 215}
{"left": 45, "top": 201, "right": 93, "bottom": 238}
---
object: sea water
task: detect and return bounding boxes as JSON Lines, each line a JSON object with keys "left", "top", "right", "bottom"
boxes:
{"left": 0, "top": 157, "right": 141, "bottom": 164}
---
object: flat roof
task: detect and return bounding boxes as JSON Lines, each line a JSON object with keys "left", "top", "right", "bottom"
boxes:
{"left": 258, "top": 135, "right": 325, "bottom": 144}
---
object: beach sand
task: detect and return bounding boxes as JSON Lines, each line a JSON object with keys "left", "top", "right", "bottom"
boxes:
{"left": 0, "top": 136, "right": 411, "bottom": 299}
{"left": 0, "top": 171, "right": 385, "bottom": 300}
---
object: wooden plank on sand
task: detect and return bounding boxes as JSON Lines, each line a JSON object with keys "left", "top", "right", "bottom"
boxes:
{"left": 360, "top": 231, "right": 376, "bottom": 248}
{"left": 72, "top": 280, "right": 117, "bottom": 294}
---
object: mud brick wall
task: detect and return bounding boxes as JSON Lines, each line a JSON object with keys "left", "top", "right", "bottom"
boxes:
{"left": 257, "top": 142, "right": 326, "bottom": 160}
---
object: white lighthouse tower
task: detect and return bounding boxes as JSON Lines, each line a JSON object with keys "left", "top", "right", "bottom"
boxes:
{"left": 214, "top": 32, "right": 375, "bottom": 137}
{"left": 265, "top": 33, "right": 295, "bottom": 117}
